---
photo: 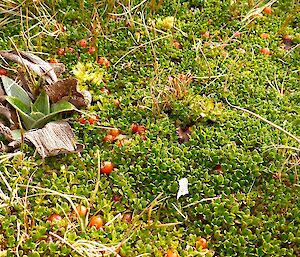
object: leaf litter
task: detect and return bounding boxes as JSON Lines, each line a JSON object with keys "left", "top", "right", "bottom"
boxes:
{"left": 0, "top": 50, "right": 88, "bottom": 157}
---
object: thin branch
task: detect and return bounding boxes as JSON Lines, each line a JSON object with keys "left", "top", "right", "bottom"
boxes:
{"left": 182, "top": 196, "right": 221, "bottom": 209}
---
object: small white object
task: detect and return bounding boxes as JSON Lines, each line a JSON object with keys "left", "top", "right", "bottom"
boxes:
{"left": 177, "top": 178, "right": 189, "bottom": 200}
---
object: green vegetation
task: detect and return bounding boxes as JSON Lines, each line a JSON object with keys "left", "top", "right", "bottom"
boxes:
{"left": 2, "top": 76, "right": 75, "bottom": 130}
{"left": 0, "top": 0, "right": 299, "bottom": 256}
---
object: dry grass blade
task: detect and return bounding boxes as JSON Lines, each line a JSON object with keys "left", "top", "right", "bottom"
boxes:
{"left": 0, "top": 16, "right": 17, "bottom": 27}
{"left": 262, "top": 145, "right": 300, "bottom": 152}
{"left": 49, "top": 232, "right": 86, "bottom": 257}
{"left": 0, "top": 0, "right": 24, "bottom": 17}
{"left": 1, "top": 0, "right": 61, "bottom": 51}
{"left": 113, "top": 35, "right": 170, "bottom": 67}
{"left": 108, "top": 0, "right": 149, "bottom": 16}
{"left": 225, "top": 98, "right": 300, "bottom": 145}
{"left": 183, "top": 196, "right": 221, "bottom": 209}
{"left": 72, "top": 240, "right": 120, "bottom": 257}
{"left": 0, "top": 151, "right": 23, "bottom": 163}
{"left": 171, "top": 203, "right": 187, "bottom": 219}
{"left": 241, "top": 0, "right": 277, "bottom": 24}
{"left": 19, "top": 185, "right": 89, "bottom": 203}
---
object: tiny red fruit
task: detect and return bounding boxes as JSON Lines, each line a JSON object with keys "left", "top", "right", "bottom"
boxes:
{"left": 112, "top": 194, "right": 122, "bottom": 202}
{"left": 136, "top": 125, "right": 146, "bottom": 135}
{"left": 48, "top": 213, "right": 62, "bottom": 222}
{"left": 103, "top": 134, "right": 115, "bottom": 143}
{"left": 75, "top": 205, "right": 88, "bottom": 217}
{"left": 214, "top": 164, "right": 222, "bottom": 174}
{"left": 78, "top": 117, "right": 86, "bottom": 125}
{"left": 233, "top": 31, "right": 240, "bottom": 37}
{"left": 122, "top": 213, "right": 132, "bottom": 223}
{"left": 89, "top": 216, "right": 103, "bottom": 229}
{"left": 0, "top": 69, "right": 8, "bottom": 76}
{"left": 97, "top": 57, "right": 109, "bottom": 68}
{"left": 110, "top": 128, "right": 120, "bottom": 137}
{"left": 179, "top": 74, "right": 189, "bottom": 82}
{"left": 173, "top": 40, "right": 182, "bottom": 49}
{"left": 113, "top": 99, "right": 121, "bottom": 108}
{"left": 166, "top": 249, "right": 178, "bottom": 257}
{"left": 131, "top": 123, "right": 138, "bottom": 133}
{"left": 196, "top": 238, "right": 207, "bottom": 249}
{"left": 100, "top": 86, "right": 110, "bottom": 95}
{"left": 263, "top": 6, "right": 272, "bottom": 14}
{"left": 54, "top": 23, "right": 66, "bottom": 33}
{"left": 260, "top": 47, "right": 270, "bottom": 55}
{"left": 57, "top": 48, "right": 65, "bottom": 56}
{"left": 88, "top": 47, "right": 96, "bottom": 54}
{"left": 49, "top": 58, "right": 58, "bottom": 64}
{"left": 88, "top": 116, "right": 98, "bottom": 125}
{"left": 283, "top": 35, "right": 292, "bottom": 41}
{"left": 202, "top": 31, "right": 210, "bottom": 39}
{"left": 79, "top": 39, "right": 87, "bottom": 48}
{"left": 67, "top": 47, "right": 75, "bottom": 53}
{"left": 260, "top": 33, "right": 269, "bottom": 39}
{"left": 100, "top": 161, "right": 114, "bottom": 174}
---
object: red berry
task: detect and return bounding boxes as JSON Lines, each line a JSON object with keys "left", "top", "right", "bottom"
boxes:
{"left": 100, "top": 161, "right": 114, "bottom": 174}
{"left": 173, "top": 40, "right": 182, "bottom": 49}
{"left": 202, "top": 31, "right": 210, "bottom": 39}
{"left": 0, "top": 69, "right": 8, "bottom": 76}
{"left": 260, "top": 47, "right": 270, "bottom": 55}
{"left": 57, "top": 48, "right": 65, "bottom": 56}
{"left": 263, "top": 6, "right": 272, "bottom": 14}
{"left": 196, "top": 238, "right": 208, "bottom": 249}
{"left": 103, "top": 134, "right": 115, "bottom": 143}
{"left": 78, "top": 117, "right": 86, "bottom": 125}
{"left": 260, "top": 33, "right": 269, "bottom": 39}
{"left": 88, "top": 116, "right": 98, "bottom": 125}
{"left": 79, "top": 39, "right": 87, "bottom": 48}
{"left": 97, "top": 57, "right": 109, "bottom": 68}
{"left": 67, "top": 47, "right": 75, "bottom": 53}
{"left": 136, "top": 125, "right": 146, "bottom": 135}
{"left": 89, "top": 216, "right": 103, "bottom": 229}
{"left": 166, "top": 249, "right": 178, "bottom": 257}
{"left": 75, "top": 205, "right": 87, "bottom": 217}
{"left": 131, "top": 123, "right": 138, "bottom": 133}
{"left": 233, "top": 31, "right": 240, "bottom": 37}
{"left": 112, "top": 194, "right": 122, "bottom": 202}
{"left": 283, "top": 35, "right": 292, "bottom": 41}
{"left": 88, "top": 47, "right": 96, "bottom": 54}
{"left": 49, "top": 58, "right": 58, "bottom": 64}
{"left": 109, "top": 128, "right": 120, "bottom": 137}
{"left": 122, "top": 213, "right": 132, "bottom": 223}
{"left": 48, "top": 213, "right": 62, "bottom": 222}
{"left": 214, "top": 164, "right": 222, "bottom": 174}
{"left": 113, "top": 99, "right": 121, "bottom": 108}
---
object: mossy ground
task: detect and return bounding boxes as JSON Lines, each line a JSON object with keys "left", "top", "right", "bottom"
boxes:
{"left": 0, "top": 0, "right": 299, "bottom": 256}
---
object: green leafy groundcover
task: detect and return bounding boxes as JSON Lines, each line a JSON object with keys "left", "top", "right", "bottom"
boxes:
{"left": 0, "top": 0, "right": 299, "bottom": 256}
